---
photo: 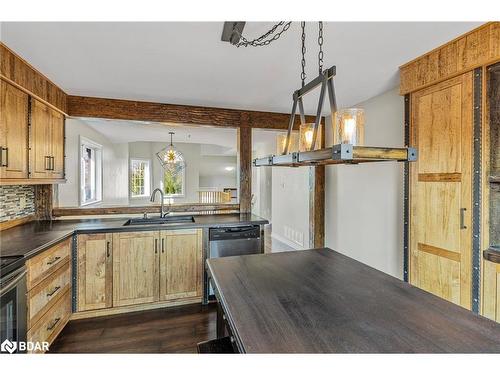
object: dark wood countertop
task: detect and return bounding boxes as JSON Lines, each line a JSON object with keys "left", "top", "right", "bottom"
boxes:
{"left": 207, "top": 248, "right": 500, "bottom": 353}
{"left": 0, "top": 213, "right": 268, "bottom": 260}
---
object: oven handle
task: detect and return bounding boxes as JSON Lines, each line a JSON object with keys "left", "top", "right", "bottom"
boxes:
{"left": 0, "top": 268, "right": 27, "bottom": 296}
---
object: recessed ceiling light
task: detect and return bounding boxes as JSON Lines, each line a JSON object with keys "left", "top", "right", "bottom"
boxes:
{"left": 225, "top": 166, "right": 235, "bottom": 171}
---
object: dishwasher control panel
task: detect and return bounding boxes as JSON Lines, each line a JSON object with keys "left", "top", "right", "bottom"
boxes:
{"left": 209, "top": 226, "right": 260, "bottom": 241}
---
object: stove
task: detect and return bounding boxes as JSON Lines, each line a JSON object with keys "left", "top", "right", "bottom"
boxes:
{"left": 0, "top": 255, "right": 25, "bottom": 277}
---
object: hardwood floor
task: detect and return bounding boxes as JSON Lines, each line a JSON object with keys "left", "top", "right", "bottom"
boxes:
{"left": 49, "top": 303, "right": 216, "bottom": 353}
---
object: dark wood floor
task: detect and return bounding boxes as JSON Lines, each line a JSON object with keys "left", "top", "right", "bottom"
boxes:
{"left": 49, "top": 303, "right": 217, "bottom": 353}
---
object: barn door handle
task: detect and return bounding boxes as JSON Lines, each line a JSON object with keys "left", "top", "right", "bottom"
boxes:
{"left": 460, "top": 208, "right": 467, "bottom": 229}
{"left": 106, "top": 241, "right": 111, "bottom": 257}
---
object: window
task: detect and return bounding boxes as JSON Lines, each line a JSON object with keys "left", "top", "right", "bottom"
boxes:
{"left": 163, "top": 167, "right": 185, "bottom": 197}
{"left": 130, "top": 159, "right": 151, "bottom": 198}
{"left": 79, "top": 137, "right": 102, "bottom": 206}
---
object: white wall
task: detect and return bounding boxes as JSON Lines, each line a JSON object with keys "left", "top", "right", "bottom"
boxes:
{"left": 325, "top": 87, "right": 404, "bottom": 278}
{"left": 58, "top": 118, "right": 129, "bottom": 207}
{"left": 271, "top": 167, "right": 310, "bottom": 249}
{"left": 199, "top": 155, "right": 237, "bottom": 190}
{"left": 252, "top": 131, "right": 277, "bottom": 221}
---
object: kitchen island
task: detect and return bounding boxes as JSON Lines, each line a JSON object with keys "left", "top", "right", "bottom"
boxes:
{"left": 207, "top": 248, "right": 500, "bottom": 353}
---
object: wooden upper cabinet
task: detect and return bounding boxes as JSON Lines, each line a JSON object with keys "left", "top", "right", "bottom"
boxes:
{"left": 77, "top": 233, "right": 113, "bottom": 312}
{"left": 159, "top": 229, "right": 202, "bottom": 301}
{"left": 112, "top": 231, "right": 160, "bottom": 307}
{"left": 50, "top": 110, "right": 64, "bottom": 179}
{"left": 30, "top": 98, "right": 65, "bottom": 179}
{"left": 31, "top": 99, "right": 52, "bottom": 178}
{"left": 409, "top": 72, "right": 473, "bottom": 309}
{"left": 0, "top": 81, "right": 29, "bottom": 179}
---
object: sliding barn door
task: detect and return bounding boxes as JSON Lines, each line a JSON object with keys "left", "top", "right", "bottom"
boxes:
{"left": 410, "top": 72, "right": 473, "bottom": 309}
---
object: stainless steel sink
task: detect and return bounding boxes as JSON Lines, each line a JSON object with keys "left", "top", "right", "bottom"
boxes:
{"left": 123, "top": 215, "right": 195, "bottom": 226}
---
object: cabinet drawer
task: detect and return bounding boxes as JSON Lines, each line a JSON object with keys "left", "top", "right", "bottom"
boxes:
{"left": 27, "top": 289, "right": 71, "bottom": 353}
{"left": 27, "top": 238, "right": 71, "bottom": 290}
{"left": 28, "top": 261, "right": 70, "bottom": 328}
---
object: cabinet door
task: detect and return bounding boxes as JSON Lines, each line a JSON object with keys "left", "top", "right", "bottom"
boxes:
{"left": 410, "top": 72, "right": 473, "bottom": 308}
{"left": 0, "top": 81, "right": 29, "bottom": 179}
{"left": 50, "top": 109, "right": 64, "bottom": 179}
{"left": 30, "top": 99, "right": 52, "bottom": 178}
{"left": 113, "top": 231, "right": 159, "bottom": 307}
{"left": 77, "top": 233, "right": 113, "bottom": 312}
{"left": 483, "top": 260, "right": 500, "bottom": 323}
{"left": 159, "top": 229, "right": 202, "bottom": 301}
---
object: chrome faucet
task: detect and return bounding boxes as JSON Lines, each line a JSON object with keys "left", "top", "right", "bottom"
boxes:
{"left": 150, "top": 188, "right": 168, "bottom": 218}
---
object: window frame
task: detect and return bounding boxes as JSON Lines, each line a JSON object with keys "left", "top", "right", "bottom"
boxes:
{"left": 129, "top": 158, "right": 152, "bottom": 199}
{"left": 79, "top": 136, "right": 103, "bottom": 207}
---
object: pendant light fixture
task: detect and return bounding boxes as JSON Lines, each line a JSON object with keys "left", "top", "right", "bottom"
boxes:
{"left": 156, "top": 132, "right": 186, "bottom": 172}
{"left": 252, "top": 21, "right": 417, "bottom": 167}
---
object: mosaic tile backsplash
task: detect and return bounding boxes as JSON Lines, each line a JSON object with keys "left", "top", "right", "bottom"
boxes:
{"left": 0, "top": 185, "right": 35, "bottom": 222}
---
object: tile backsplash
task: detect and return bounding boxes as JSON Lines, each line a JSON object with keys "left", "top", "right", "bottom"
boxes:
{"left": 0, "top": 185, "right": 35, "bottom": 222}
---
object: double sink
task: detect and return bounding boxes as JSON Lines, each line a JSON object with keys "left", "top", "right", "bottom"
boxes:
{"left": 123, "top": 215, "right": 195, "bottom": 226}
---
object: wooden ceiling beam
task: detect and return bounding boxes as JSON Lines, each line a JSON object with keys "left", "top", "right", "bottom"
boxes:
{"left": 67, "top": 95, "right": 316, "bottom": 130}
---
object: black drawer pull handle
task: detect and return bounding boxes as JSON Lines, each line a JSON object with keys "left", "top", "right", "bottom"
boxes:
{"left": 162, "top": 238, "right": 165, "bottom": 253}
{"left": 0, "top": 147, "right": 8, "bottom": 167}
{"left": 46, "top": 286, "right": 61, "bottom": 297}
{"left": 47, "top": 317, "right": 61, "bottom": 331}
{"left": 46, "top": 256, "right": 61, "bottom": 265}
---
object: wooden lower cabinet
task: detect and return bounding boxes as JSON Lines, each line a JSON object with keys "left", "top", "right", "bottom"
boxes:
{"left": 160, "top": 229, "right": 203, "bottom": 301}
{"left": 75, "top": 229, "right": 203, "bottom": 317}
{"left": 26, "top": 238, "right": 72, "bottom": 353}
{"left": 77, "top": 233, "right": 113, "bottom": 311}
{"left": 112, "top": 231, "right": 160, "bottom": 307}
{"left": 483, "top": 259, "right": 500, "bottom": 322}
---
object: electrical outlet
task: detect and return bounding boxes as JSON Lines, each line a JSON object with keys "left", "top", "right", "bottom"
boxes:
{"left": 19, "top": 197, "right": 26, "bottom": 209}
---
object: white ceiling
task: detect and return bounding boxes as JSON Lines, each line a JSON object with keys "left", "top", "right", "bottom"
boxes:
{"left": 1, "top": 22, "right": 482, "bottom": 114}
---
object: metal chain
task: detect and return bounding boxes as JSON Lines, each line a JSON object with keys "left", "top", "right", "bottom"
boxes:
{"left": 235, "top": 22, "right": 292, "bottom": 48}
{"left": 301, "top": 22, "right": 306, "bottom": 87}
{"left": 318, "top": 21, "right": 324, "bottom": 74}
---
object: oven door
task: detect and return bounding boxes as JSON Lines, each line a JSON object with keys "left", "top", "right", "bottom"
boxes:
{"left": 0, "top": 267, "right": 27, "bottom": 353}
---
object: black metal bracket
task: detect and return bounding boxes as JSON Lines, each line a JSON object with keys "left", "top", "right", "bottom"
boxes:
{"left": 471, "top": 68, "right": 482, "bottom": 313}
{"left": 221, "top": 22, "right": 246, "bottom": 45}
{"left": 403, "top": 94, "right": 410, "bottom": 282}
{"left": 283, "top": 66, "right": 337, "bottom": 154}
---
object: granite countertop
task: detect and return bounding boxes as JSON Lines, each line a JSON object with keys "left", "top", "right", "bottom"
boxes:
{"left": 0, "top": 213, "right": 268, "bottom": 260}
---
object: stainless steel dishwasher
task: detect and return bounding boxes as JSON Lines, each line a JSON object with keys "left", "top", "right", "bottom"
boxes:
{"left": 204, "top": 225, "right": 263, "bottom": 303}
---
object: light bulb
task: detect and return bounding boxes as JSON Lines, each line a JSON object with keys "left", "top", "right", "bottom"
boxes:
{"left": 305, "top": 130, "right": 314, "bottom": 147}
